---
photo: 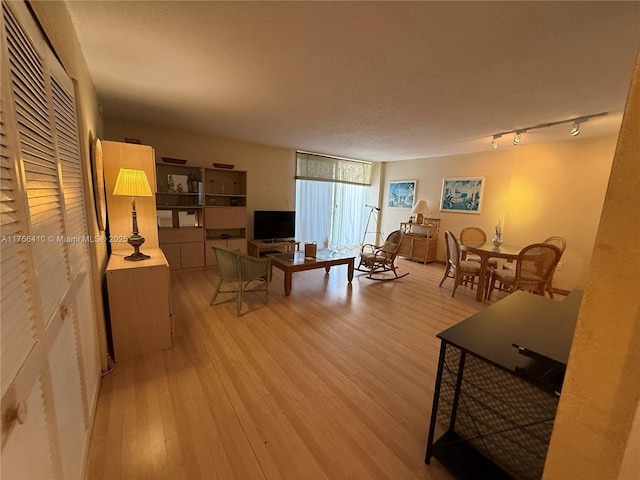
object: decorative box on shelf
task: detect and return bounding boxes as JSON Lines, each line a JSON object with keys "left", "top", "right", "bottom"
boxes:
{"left": 398, "top": 218, "right": 440, "bottom": 264}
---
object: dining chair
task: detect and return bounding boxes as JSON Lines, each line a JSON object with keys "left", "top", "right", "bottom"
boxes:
{"left": 459, "top": 227, "right": 497, "bottom": 290}
{"left": 487, "top": 243, "right": 562, "bottom": 300}
{"left": 501, "top": 235, "right": 566, "bottom": 298}
{"left": 459, "top": 227, "right": 498, "bottom": 267}
{"left": 542, "top": 236, "right": 566, "bottom": 298}
{"left": 440, "top": 231, "right": 484, "bottom": 298}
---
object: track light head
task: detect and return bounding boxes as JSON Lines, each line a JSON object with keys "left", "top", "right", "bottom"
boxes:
{"left": 490, "top": 135, "right": 500, "bottom": 150}
{"left": 570, "top": 121, "right": 580, "bottom": 136}
{"left": 513, "top": 132, "right": 521, "bottom": 145}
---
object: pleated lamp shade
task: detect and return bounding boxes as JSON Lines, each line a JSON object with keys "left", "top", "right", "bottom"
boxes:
{"left": 112, "top": 168, "right": 153, "bottom": 197}
{"left": 411, "top": 200, "right": 430, "bottom": 224}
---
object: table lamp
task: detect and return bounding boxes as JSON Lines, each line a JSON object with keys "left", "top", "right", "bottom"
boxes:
{"left": 112, "top": 168, "right": 153, "bottom": 261}
{"left": 411, "top": 200, "right": 430, "bottom": 224}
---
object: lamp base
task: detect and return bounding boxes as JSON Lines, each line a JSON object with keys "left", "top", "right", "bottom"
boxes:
{"left": 124, "top": 251, "right": 151, "bottom": 262}
{"left": 124, "top": 233, "right": 150, "bottom": 261}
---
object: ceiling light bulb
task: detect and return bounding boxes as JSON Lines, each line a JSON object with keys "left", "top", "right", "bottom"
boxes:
{"left": 491, "top": 137, "right": 498, "bottom": 149}
{"left": 513, "top": 132, "right": 521, "bottom": 145}
{"left": 570, "top": 121, "right": 580, "bottom": 136}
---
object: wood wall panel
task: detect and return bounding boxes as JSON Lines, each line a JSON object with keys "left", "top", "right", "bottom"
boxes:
{"left": 102, "top": 141, "right": 159, "bottom": 252}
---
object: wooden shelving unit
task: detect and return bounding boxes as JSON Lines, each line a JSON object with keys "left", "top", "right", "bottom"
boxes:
{"left": 156, "top": 163, "right": 204, "bottom": 270}
{"left": 398, "top": 218, "right": 440, "bottom": 264}
{"left": 155, "top": 164, "right": 249, "bottom": 269}
{"left": 203, "top": 169, "right": 247, "bottom": 266}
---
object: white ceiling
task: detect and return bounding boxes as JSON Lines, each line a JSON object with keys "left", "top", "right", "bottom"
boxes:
{"left": 65, "top": 1, "right": 639, "bottom": 162}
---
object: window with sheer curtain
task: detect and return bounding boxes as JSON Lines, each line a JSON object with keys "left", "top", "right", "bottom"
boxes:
{"left": 295, "top": 152, "right": 372, "bottom": 249}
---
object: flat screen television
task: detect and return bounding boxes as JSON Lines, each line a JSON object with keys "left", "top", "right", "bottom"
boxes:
{"left": 253, "top": 210, "right": 296, "bottom": 241}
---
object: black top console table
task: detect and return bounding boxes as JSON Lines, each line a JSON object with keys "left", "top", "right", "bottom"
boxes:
{"left": 425, "top": 290, "right": 583, "bottom": 480}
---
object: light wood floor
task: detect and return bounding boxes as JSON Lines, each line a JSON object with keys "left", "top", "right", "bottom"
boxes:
{"left": 86, "top": 258, "right": 504, "bottom": 479}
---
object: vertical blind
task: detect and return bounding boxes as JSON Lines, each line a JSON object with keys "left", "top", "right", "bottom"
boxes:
{"left": 296, "top": 151, "right": 372, "bottom": 186}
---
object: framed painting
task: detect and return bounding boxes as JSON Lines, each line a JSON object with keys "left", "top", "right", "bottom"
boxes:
{"left": 91, "top": 138, "right": 107, "bottom": 231}
{"left": 440, "top": 177, "right": 485, "bottom": 214}
{"left": 388, "top": 180, "right": 416, "bottom": 209}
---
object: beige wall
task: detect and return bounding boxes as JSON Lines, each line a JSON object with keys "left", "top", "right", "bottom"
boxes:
{"left": 105, "top": 119, "right": 384, "bottom": 243}
{"left": 544, "top": 52, "right": 639, "bottom": 480}
{"left": 105, "top": 115, "right": 617, "bottom": 292}
{"left": 104, "top": 119, "right": 296, "bottom": 239}
{"left": 380, "top": 134, "right": 618, "bottom": 291}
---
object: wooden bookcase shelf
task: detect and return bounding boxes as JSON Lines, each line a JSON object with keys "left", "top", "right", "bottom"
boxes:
{"left": 203, "top": 169, "right": 247, "bottom": 266}
{"left": 156, "top": 164, "right": 247, "bottom": 269}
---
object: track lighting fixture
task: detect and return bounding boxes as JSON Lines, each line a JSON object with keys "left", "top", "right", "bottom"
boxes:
{"left": 489, "top": 111, "right": 607, "bottom": 150}
{"left": 513, "top": 132, "right": 521, "bottom": 145}
{"left": 570, "top": 121, "right": 580, "bottom": 136}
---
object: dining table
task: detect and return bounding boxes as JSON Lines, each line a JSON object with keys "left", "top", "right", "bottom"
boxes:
{"left": 459, "top": 241, "right": 523, "bottom": 301}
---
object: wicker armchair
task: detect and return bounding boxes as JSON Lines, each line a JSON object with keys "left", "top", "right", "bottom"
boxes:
{"left": 487, "top": 243, "right": 561, "bottom": 300}
{"left": 357, "top": 230, "right": 408, "bottom": 280}
{"left": 210, "top": 246, "right": 272, "bottom": 316}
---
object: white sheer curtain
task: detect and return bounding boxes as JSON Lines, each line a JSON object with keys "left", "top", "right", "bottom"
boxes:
{"left": 295, "top": 180, "right": 332, "bottom": 247}
{"left": 331, "top": 182, "right": 368, "bottom": 249}
{"left": 295, "top": 179, "right": 369, "bottom": 249}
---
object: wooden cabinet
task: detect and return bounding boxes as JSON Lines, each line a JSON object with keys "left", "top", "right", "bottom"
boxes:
{"left": 158, "top": 224, "right": 204, "bottom": 270}
{"left": 204, "top": 169, "right": 247, "bottom": 265}
{"left": 398, "top": 219, "right": 440, "bottom": 264}
{"left": 156, "top": 163, "right": 205, "bottom": 269}
{"left": 206, "top": 238, "right": 247, "bottom": 265}
{"left": 106, "top": 248, "right": 172, "bottom": 361}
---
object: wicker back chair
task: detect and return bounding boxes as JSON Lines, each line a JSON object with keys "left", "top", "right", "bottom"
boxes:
{"left": 543, "top": 236, "right": 567, "bottom": 298}
{"left": 439, "top": 231, "right": 483, "bottom": 298}
{"left": 460, "top": 226, "right": 498, "bottom": 268}
{"left": 487, "top": 243, "right": 561, "bottom": 300}
{"left": 210, "top": 246, "right": 272, "bottom": 316}
{"left": 503, "top": 236, "right": 567, "bottom": 295}
{"left": 357, "top": 229, "right": 407, "bottom": 280}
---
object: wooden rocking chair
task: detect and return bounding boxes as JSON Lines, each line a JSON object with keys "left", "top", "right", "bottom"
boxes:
{"left": 356, "top": 230, "right": 408, "bottom": 280}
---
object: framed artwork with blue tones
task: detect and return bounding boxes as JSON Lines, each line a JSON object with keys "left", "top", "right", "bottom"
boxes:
{"left": 440, "top": 177, "right": 485, "bottom": 214}
{"left": 388, "top": 180, "right": 416, "bottom": 209}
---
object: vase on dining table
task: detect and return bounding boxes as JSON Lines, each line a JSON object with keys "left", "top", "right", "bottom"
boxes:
{"left": 492, "top": 220, "right": 503, "bottom": 247}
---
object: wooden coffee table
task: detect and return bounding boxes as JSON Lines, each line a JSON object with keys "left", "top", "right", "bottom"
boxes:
{"left": 269, "top": 249, "right": 355, "bottom": 296}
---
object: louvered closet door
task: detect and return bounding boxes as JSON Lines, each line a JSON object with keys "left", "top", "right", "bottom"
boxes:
{"left": 1, "top": 1, "right": 100, "bottom": 478}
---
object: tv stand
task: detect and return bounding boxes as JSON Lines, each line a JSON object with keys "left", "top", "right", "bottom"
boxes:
{"left": 248, "top": 238, "right": 299, "bottom": 257}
